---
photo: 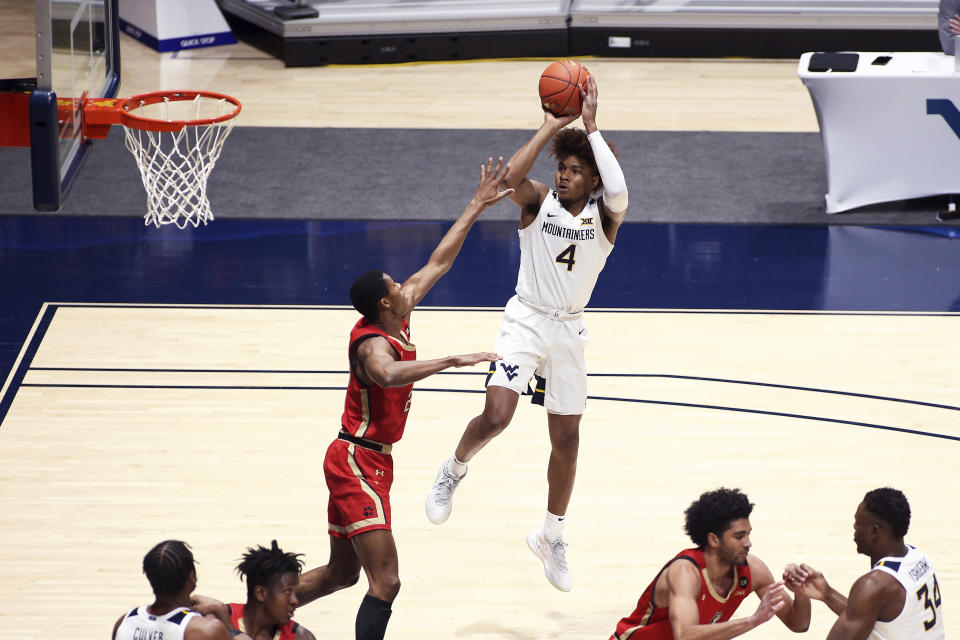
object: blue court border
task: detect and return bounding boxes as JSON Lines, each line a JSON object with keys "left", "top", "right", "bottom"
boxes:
{"left": 0, "top": 304, "right": 56, "bottom": 426}
{"left": 3, "top": 303, "right": 957, "bottom": 443}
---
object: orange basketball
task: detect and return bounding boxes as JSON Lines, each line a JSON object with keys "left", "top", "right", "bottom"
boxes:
{"left": 539, "top": 60, "right": 591, "bottom": 117}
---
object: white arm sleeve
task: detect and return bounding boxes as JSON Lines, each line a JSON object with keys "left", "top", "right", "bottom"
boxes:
{"left": 588, "top": 130, "right": 628, "bottom": 213}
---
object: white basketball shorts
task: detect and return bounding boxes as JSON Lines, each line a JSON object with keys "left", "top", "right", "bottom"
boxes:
{"left": 486, "top": 295, "right": 590, "bottom": 415}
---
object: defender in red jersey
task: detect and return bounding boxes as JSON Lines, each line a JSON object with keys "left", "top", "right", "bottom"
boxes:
{"left": 295, "top": 158, "right": 514, "bottom": 640}
{"left": 193, "top": 540, "right": 315, "bottom": 640}
{"left": 612, "top": 488, "right": 812, "bottom": 640}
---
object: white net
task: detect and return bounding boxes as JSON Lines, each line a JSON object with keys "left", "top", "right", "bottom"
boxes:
{"left": 122, "top": 94, "right": 238, "bottom": 229}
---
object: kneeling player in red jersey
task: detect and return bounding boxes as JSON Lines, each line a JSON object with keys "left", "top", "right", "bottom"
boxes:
{"left": 294, "top": 158, "right": 514, "bottom": 640}
{"left": 611, "top": 488, "right": 812, "bottom": 640}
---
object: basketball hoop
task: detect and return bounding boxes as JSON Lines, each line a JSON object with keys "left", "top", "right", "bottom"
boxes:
{"left": 83, "top": 90, "right": 241, "bottom": 228}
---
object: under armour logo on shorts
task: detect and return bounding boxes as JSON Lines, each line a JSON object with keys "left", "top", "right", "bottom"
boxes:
{"left": 500, "top": 363, "right": 519, "bottom": 381}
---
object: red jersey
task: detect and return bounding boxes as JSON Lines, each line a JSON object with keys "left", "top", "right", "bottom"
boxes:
{"left": 340, "top": 317, "right": 416, "bottom": 444}
{"left": 227, "top": 603, "right": 300, "bottom": 640}
{"left": 612, "top": 548, "right": 753, "bottom": 640}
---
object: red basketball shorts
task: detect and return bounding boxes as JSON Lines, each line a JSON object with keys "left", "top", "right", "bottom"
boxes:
{"left": 323, "top": 438, "right": 394, "bottom": 539}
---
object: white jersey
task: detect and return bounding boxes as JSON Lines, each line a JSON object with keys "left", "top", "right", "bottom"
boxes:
{"left": 869, "top": 545, "right": 945, "bottom": 640}
{"left": 115, "top": 605, "right": 199, "bottom": 640}
{"left": 514, "top": 191, "right": 614, "bottom": 313}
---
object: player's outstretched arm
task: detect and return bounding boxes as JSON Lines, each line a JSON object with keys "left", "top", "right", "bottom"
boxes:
{"left": 666, "top": 561, "right": 787, "bottom": 640}
{"left": 783, "top": 563, "right": 848, "bottom": 616}
{"left": 400, "top": 157, "right": 513, "bottom": 309}
{"left": 824, "top": 573, "right": 895, "bottom": 640}
{"left": 358, "top": 336, "right": 499, "bottom": 388}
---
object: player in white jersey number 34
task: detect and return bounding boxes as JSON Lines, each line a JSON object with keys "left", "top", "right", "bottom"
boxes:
{"left": 783, "top": 487, "right": 945, "bottom": 640}
{"left": 425, "top": 75, "right": 629, "bottom": 592}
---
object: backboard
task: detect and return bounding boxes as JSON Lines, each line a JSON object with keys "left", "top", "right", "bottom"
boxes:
{"left": 31, "top": 0, "right": 121, "bottom": 211}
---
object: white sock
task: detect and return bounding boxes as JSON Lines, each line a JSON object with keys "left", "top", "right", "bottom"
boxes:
{"left": 446, "top": 454, "right": 468, "bottom": 478}
{"left": 542, "top": 511, "right": 566, "bottom": 542}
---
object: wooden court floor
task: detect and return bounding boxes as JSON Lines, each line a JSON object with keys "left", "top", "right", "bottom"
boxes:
{"left": 0, "top": 303, "right": 956, "bottom": 640}
{"left": 2, "top": 3, "right": 957, "bottom": 636}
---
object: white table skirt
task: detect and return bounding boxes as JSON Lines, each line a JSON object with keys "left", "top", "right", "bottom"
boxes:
{"left": 799, "top": 51, "right": 960, "bottom": 213}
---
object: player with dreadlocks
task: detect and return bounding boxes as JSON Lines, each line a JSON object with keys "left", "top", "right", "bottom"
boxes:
{"left": 195, "top": 540, "right": 316, "bottom": 640}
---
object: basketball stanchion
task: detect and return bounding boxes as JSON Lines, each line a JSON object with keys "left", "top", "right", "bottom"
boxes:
{"left": 82, "top": 90, "right": 242, "bottom": 228}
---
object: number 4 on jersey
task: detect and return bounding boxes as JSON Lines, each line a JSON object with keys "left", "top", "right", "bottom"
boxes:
{"left": 555, "top": 244, "right": 576, "bottom": 271}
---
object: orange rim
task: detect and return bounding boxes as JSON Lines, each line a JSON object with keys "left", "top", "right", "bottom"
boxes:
{"left": 119, "top": 90, "right": 242, "bottom": 132}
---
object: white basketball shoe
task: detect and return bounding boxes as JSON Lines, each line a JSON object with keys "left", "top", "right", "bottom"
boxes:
{"left": 425, "top": 462, "right": 465, "bottom": 525}
{"left": 526, "top": 527, "right": 572, "bottom": 591}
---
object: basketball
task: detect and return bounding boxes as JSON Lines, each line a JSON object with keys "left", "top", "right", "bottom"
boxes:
{"left": 539, "top": 60, "right": 591, "bottom": 117}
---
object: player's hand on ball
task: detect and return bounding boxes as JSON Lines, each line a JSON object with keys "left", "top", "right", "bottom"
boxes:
{"left": 543, "top": 108, "right": 579, "bottom": 129}
{"left": 539, "top": 59, "right": 590, "bottom": 124}
{"left": 580, "top": 75, "right": 598, "bottom": 128}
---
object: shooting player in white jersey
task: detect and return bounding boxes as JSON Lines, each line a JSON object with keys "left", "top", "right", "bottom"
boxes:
{"left": 425, "top": 75, "right": 628, "bottom": 592}
{"left": 783, "top": 488, "right": 945, "bottom": 640}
